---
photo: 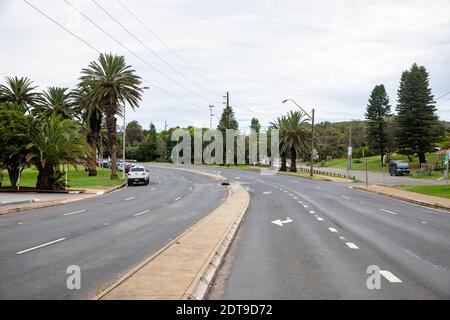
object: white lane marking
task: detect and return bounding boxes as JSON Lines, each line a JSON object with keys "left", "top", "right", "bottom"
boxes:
{"left": 134, "top": 210, "right": 150, "bottom": 217}
{"left": 380, "top": 208, "right": 398, "bottom": 215}
{"left": 293, "top": 196, "right": 297, "bottom": 200}
{"left": 298, "top": 201, "right": 303, "bottom": 204}
{"left": 421, "top": 221, "right": 427, "bottom": 224}
{"left": 263, "top": 191, "right": 272, "bottom": 195}
{"left": 314, "top": 186, "right": 323, "bottom": 190}
{"left": 124, "top": 197, "right": 135, "bottom": 201}
{"left": 341, "top": 195, "right": 351, "bottom": 200}
{"left": 309, "top": 211, "right": 315, "bottom": 214}
{"left": 379, "top": 270, "right": 402, "bottom": 283}
{"left": 63, "top": 210, "right": 87, "bottom": 216}
{"left": 151, "top": 187, "right": 156, "bottom": 191}
{"left": 346, "top": 242, "right": 359, "bottom": 249}
{"left": 18, "top": 222, "right": 23, "bottom": 225}
{"left": 235, "top": 177, "right": 241, "bottom": 179}
{"left": 316, "top": 217, "right": 324, "bottom": 221}
{"left": 16, "top": 238, "right": 66, "bottom": 255}
{"left": 189, "top": 187, "right": 193, "bottom": 191}
{"left": 284, "top": 190, "right": 288, "bottom": 193}
{"left": 159, "top": 181, "right": 162, "bottom": 184}
{"left": 271, "top": 217, "right": 293, "bottom": 227}
{"left": 328, "top": 228, "right": 338, "bottom": 233}
{"left": 174, "top": 196, "right": 182, "bottom": 202}
{"left": 339, "top": 236, "right": 346, "bottom": 240}
{"left": 303, "top": 205, "right": 308, "bottom": 208}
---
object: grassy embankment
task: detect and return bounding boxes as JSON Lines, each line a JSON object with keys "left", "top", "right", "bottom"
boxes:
{"left": 395, "top": 185, "right": 450, "bottom": 199}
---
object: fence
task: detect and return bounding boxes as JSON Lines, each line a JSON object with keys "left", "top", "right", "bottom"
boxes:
{"left": 299, "top": 167, "right": 356, "bottom": 180}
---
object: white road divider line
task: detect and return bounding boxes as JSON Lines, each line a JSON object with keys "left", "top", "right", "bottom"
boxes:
{"left": 341, "top": 195, "right": 351, "bottom": 200}
{"left": 189, "top": 187, "right": 193, "bottom": 191}
{"left": 303, "top": 205, "right": 308, "bottom": 208}
{"left": 124, "top": 197, "right": 135, "bottom": 201}
{"left": 263, "top": 191, "right": 272, "bottom": 195}
{"left": 316, "top": 217, "right": 324, "bottom": 221}
{"left": 151, "top": 187, "right": 156, "bottom": 191}
{"left": 309, "top": 211, "right": 315, "bottom": 214}
{"left": 174, "top": 196, "right": 182, "bottom": 202}
{"left": 328, "top": 228, "right": 338, "bottom": 233}
{"left": 134, "top": 210, "right": 150, "bottom": 217}
{"left": 16, "top": 238, "right": 66, "bottom": 255}
{"left": 380, "top": 270, "right": 402, "bottom": 283}
{"left": 63, "top": 210, "right": 87, "bottom": 216}
{"left": 314, "top": 187, "right": 323, "bottom": 190}
{"left": 380, "top": 208, "right": 398, "bottom": 215}
{"left": 346, "top": 242, "right": 359, "bottom": 249}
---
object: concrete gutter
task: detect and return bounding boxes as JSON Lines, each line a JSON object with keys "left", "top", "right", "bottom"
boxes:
{"left": 95, "top": 168, "right": 249, "bottom": 300}
{"left": 354, "top": 184, "right": 450, "bottom": 212}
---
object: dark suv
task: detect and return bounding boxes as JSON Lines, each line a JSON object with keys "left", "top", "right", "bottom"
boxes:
{"left": 389, "top": 161, "right": 410, "bottom": 176}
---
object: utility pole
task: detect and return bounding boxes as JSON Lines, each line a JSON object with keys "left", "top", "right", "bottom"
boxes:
{"left": 122, "top": 105, "right": 126, "bottom": 180}
{"left": 209, "top": 105, "right": 215, "bottom": 130}
{"left": 164, "top": 120, "right": 168, "bottom": 132}
{"left": 347, "top": 125, "right": 352, "bottom": 178}
{"left": 223, "top": 92, "right": 230, "bottom": 108}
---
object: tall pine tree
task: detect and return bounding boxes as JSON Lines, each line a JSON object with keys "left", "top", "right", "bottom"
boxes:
{"left": 365, "top": 84, "right": 391, "bottom": 166}
{"left": 217, "top": 106, "right": 238, "bottom": 165}
{"left": 396, "top": 63, "right": 439, "bottom": 164}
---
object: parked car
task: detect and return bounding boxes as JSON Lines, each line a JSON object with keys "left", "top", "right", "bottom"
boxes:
{"left": 127, "top": 166, "right": 150, "bottom": 186}
{"left": 389, "top": 161, "right": 410, "bottom": 176}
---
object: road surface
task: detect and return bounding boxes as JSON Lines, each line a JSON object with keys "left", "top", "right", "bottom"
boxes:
{"left": 0, "top": 166, "right": 227, "bottom": 299}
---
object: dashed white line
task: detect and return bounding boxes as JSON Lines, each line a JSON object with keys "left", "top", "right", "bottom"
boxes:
{"left": 309, "top": 211, "right": 315, "bottom": 214}
{"left": 124, "top": 197, "right": 135, "bottom": 201}
{"left": 134, "top": 210, "right": 150, "bottom": 217}
{"left": 314, "top": 186, "right": 323, "bottom": 190}
{"left": 189, "top": 187, "right": 193, "bottom": 191}
{"left": 174, "top": 196, "right": 182, "bottom": 202}
{"left": 328, "top": 228, "right": 338, "bottom": 233}
{"left": 341, "top": 195, "right": 351, "bottom": 200}
{"left": 380, "top": 208, "right": 398, "bottom": 215}
{"left": 16, "top": 238, "right": 66, "bottom": 255}
{"left": 63, "top": 210, "right": 87, "bottom": 216}
{"left": 379, "top": 270, "right": 402, "bottom": 283}
{"left": 151, "top": 187, "right": 156, "bottom": 191}
{"left": 303, "top": 205, "right": 308, "bottom": 208}
{"left": 263, "top": 191, "right": 272, "bottom": 195}
{"left": 346, "top": 242, "right": 359, "bottom": 249}
{"left": 316, "top": 217, "right": 324, "bottom": 221}
{"left": 421, "top": 221, "right": 427, "bottom": 224}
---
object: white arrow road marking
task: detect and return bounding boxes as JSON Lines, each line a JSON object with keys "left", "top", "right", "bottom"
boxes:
{"left": 380, "top": 270, "right": 402, "bottom": 283}
{"left": 341, "top": 195, "right": 351, "bottom": 200}
{"left": 124, "top": 197, "right": 135, "bottom": 201}
{"left": 134, "top": 210, "right": 150, "bottom": 217}
{"left": 63, "top": 210, "right": 87, "bottom": 216}
{"left": 346, "top": 242, "right": 359, "bottom": 249}
{"left": 271, "top": 217, "right": 293, "bottom": 227}
{"left": 380, "top": 208, "right": 398, "bottom": 215}
{"left": 16, "top": 238, "right": 66, "bottom": 255}
{"left": 263, "top": 192, "right": 272, "bottom": 195}
{"left": 328, "top": 228, "right": 338, "bottom": 233}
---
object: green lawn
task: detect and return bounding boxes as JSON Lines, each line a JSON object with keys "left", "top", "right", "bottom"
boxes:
{"left": 396, "top": 185, "right": 450, "bottom": 199}
{"left": 0, "top": 166, "right": 126, "bottom": 189}
{"left": 320, "top": 153, "right": 444, "bottom": 179}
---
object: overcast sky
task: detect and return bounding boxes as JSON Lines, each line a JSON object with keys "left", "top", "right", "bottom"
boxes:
{"left": 1, "top": 0, "right": 449, "bottom": 130}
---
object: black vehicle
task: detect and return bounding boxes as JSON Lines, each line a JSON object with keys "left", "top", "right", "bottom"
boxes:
{"left": 389, "top": 161, "right": 410, "bottom": 176}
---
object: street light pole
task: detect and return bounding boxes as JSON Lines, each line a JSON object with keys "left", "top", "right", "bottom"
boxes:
{"left": 123, "top": 104, "right": 126, "bottom": 180}
{"left": 282, "top": 99, "right": 315, "bottom": 177}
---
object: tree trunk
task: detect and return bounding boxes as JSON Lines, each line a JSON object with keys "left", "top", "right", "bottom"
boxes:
{"left": 289, "top": 148, "right": 297, "bottom": 172}
{"left": 280, "top": 153, "right": 287, "bottom": 172}
{"left": 7, "top": 165, "right": 19, "bottom": 188}
{"left": 418, "top": 152, "right": 426, "bottom": 165}
{"left": 86, "top": 113, "right": 102, "bottom": 177}
{"left": 36, "top": 164, "right": 55, "bottom": 190}
{"left": 106, "top": 110, "right": 118, "bottom": 180}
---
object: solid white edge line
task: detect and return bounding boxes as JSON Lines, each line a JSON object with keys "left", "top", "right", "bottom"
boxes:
{"left": 380, "top": 270, "right": 402, "bottom": 283}
{"left": 63, "top": 210, "right": 87, "bottom": 216}
{"left": 16, "top": 238, "right": 66, "bottom": 255}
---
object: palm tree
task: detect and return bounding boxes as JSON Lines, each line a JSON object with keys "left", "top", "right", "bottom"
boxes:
{"left": 0, "top": 76, "right": 40, "bottom": 112}
{"left": 79, "top": 53, "right": 143, "bottom": 179}
{"left": 270, "top": 115, "right": 288, "bottom": 172}
{"left": 279, "top": 111, "right": 311, "bottom": 172}
{"left": 26, "top": 114, "right": 92, "bottom": 190}
{"left": 33, "top": 87, "right": 76, "bottom": 120}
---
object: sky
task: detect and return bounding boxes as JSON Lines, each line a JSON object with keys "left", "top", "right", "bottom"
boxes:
{"left": 1, "top": 0, "right": 449, "bottom": 131}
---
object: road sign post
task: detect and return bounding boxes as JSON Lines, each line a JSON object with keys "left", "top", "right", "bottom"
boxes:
{"left": 445, "top": 151, "right": 449, "bottom": 187}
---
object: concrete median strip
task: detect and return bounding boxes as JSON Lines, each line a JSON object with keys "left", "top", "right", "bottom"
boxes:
{"left": 95, "top": 167, "right": 249, "bottom": 300}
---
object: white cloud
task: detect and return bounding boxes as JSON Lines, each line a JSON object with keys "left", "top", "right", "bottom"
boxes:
{"left": 1, "top": 0, "right": 449, "bottom": 130}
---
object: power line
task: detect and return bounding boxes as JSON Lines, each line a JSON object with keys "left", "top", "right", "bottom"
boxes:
{"left": 23, "top": 0, "right": 205, "bottom": 109}
{"left": 436, "top": 91, "right": 450, "bottom": 101}
{"left": 117, "top": 0, "right": 222, "bottom": 92}
{"left": 91, "top": 0, "right": 220, "bottom": 102}
{"left": 63, "top": 0, "right": 216, "bottom": 105}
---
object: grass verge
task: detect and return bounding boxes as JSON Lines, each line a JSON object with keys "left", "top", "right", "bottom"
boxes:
{"left": 395, "top": 185, "right": 450, "bottom": 199}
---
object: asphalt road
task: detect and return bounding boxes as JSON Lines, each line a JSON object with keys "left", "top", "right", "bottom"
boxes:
{"left": 202, "top": 167, "right": 450, "bottom": 299}
{"left": 0, "top": 167, "right": 227, "bottom": 299}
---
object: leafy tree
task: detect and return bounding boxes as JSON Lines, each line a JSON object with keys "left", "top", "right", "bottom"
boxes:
{"left": 0, "top": 76, "right": 40, "bottom": 112}
{"left": 33, "top": 87, "right": 76, "bottom": 120}
{"left": 365, "top": 84, "right": 391, "bottom": 166}
{"left": 217, "top": 106, "right": 238, "bottom": 131}
{"left": 396, "top": 63, "right": 439, "bottom": 164}
{"left": 126, "top": 120, "right": 143, "bottom": 144}
{"left": 0, "top": 109, "right": 31, "bottom": 187}
{"left": 26, "top": 115, "right": 92, "bottom": 190}
{"left": 270, "top": 116, "right": 288, "bottom": 171}
{"left": 79, "top": 53, "right": 143, "bottom": 179}
{"left": 250, "top": 117, "right": 261, "bottom": 134}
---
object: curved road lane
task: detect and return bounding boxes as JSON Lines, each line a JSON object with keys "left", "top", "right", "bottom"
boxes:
{"left": 0, "top": 166, "right": 227, "bottom": 299}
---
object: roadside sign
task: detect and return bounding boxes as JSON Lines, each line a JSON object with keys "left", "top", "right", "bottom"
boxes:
{"left": 348, "top": 147, "right": 352, "bottom": 156}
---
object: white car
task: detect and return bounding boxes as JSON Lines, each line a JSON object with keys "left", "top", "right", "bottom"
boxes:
{"left": 127, "top": 166, "right": 150, "bottom": 186}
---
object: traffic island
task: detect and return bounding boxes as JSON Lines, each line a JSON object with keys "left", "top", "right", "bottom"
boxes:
{"left": 95, "top": 182, "right": 250, "bottom": 300}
